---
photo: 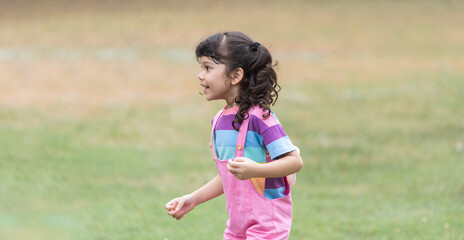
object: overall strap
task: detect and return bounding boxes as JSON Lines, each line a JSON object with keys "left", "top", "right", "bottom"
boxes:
{"left": 210, "top": 109, "right": 224, "bottom": 159}
{"left": 235, "top": 107, "right": 256, "bottom": 158}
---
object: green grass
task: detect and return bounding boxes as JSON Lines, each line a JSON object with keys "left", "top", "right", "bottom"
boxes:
{"left": 1, "top": 0, "right": 464, "bottom": 239}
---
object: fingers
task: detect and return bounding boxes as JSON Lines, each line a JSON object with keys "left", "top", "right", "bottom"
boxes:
{"left": 228, "top": 158, "right": 245, "bottom": 168}
{"left": 173, "top": 210, "right": 185, "bottom": 220}
{"left": 227, "top": 160, "right": 238, "bottom": 168}
{"left": 166, "top": 199, "right": 181, "bottom": 215}
{"left": 166, "top": 197, "right": 187, "bottom": 219}
{"left": 227, "top": 161, "right": 245, "bottom": 180}
{"left": 171, "top": 200, "right": 188, "bottom": 220}
{"left": 168, "top": 208, "right": 178, "bottom": 216}
{"left": 175, "top": 198, "right": 185, "bottom": 212}
{"left": 226, "top": 161, "right": 234, "bottom": 170}
{"left": 165, "top": 199, "right": 178, "bottom": 211}
{"left": 233, "top": 157, "right": 247, "bottom": 162}
{"left": 227, "top": 158, "right": 258, "bottom": 180}
{"left": 227, "top": 161, "right": 239, "bottom": 173}
{"left": 227, "top": 157, "right": 250, "bottom": 172}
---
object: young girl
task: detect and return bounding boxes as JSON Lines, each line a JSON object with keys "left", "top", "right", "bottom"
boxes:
{"left": 165, "top": 31, "right": 303, "bottom": 240}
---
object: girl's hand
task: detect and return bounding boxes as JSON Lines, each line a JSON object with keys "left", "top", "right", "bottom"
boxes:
{"left": 164, "top": 194, "right": 196, "bottom": 220}
{"left": 227, "top": 157, "right": 260, "bottom": 180}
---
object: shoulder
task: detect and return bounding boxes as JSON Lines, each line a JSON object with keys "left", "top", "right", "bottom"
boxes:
{"left": 248, "top": 106, "right": 281, "bottom": 133}
{"left": 249, "top": 106, "right": 280, "bottom": 126}
{"left": 211, "top": 108, "right": 224, "bottom": 126}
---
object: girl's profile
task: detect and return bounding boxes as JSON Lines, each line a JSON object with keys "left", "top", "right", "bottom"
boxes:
{"left": 165, "top": 31, "right": 303, "bottom": 240}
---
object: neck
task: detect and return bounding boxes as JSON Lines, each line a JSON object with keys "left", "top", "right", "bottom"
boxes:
{"left": 225, "top": 98, "right": 238, "bottom": 109}
{"left": 224, "top": 84, "right": 240, "bottom": 109}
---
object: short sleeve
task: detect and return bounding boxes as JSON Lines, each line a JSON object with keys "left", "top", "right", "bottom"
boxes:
{"left": 252, "top": 111, "right": 297, "bottom": 160}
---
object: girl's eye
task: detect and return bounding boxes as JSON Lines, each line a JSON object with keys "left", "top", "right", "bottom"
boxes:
{"left": 200, "top": 65, "right": 212, "bottom": 71}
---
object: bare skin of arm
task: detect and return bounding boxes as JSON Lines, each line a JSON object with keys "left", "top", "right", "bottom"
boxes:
{"left": 165, "top": 174, "right": 223, "bottom": 220}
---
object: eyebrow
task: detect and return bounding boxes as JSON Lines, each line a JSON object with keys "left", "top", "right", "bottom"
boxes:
{"left": 201, "top": 56, "right": 222, "bottom": 65}
{"left": 200, "top": 59, "right": 214, "bottom": 65}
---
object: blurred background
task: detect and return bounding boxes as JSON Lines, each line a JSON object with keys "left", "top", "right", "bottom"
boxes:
{"left": 0, "top": 0, "right": 463, "bottom": 239}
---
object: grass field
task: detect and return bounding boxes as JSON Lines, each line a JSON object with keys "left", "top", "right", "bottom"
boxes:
{"left": 1, "top": 0, "right": 464, "bottom": 239}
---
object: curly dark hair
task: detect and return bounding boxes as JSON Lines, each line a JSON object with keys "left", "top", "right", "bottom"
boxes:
{"left": 195, "top": 31, "right": 281, "bottom": 130}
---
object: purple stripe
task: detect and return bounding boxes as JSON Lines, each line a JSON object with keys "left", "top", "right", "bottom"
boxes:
{"left": 248, "top": 115, "right": 267, "bottom": 133}
{"left": 216, "top": 113, "right": 270, "bottom": 132}
{"left": 215, "top": 114, "right": 239, "bottom": 131}
{"left": 265, "top": 177, "right": 286, "bottom": 189}
{"left": 262, "top": 124, "right": 287, "bottom": 146}
{"left": 213, "top": 112, "right": 285, "bottom": 140}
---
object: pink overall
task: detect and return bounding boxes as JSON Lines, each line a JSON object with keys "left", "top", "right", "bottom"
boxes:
{"left": 210, "top": 107, "right": 293, "bottom": 240}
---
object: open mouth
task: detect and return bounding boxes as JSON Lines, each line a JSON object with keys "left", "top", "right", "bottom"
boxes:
{"left": 199, "top": 84, "right": 209, "bottom": 95}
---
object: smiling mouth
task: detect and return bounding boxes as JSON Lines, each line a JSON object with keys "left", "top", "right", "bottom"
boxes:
{"left": 199, "top": 85, "right": 209, "bottom": 95}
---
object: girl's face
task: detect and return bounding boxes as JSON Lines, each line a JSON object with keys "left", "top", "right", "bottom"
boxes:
{"left": 198, "top": 56, "right": 238, "bottom": 103}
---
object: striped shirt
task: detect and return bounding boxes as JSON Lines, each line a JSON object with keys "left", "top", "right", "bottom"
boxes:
{"left": 213, "top": 106, "right": 297, "bottom": 199}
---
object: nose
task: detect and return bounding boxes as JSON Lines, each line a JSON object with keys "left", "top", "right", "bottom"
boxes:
{"left": 198, "top": 70, "right": 205, "bottom": 80}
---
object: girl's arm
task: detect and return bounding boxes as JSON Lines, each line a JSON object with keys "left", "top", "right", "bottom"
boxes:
{"left": 165, "top": 174, "right": 223, "bottom": 220}
{"left": 227, "top": 149, "right": 303, "bottom": 180}
{"left": 190, "top": 174, "right": 223, "bottom": 205}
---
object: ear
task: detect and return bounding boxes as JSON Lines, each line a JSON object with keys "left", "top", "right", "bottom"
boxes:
{"left": 230, "top": 68, "right": 244, "bottom": 86}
